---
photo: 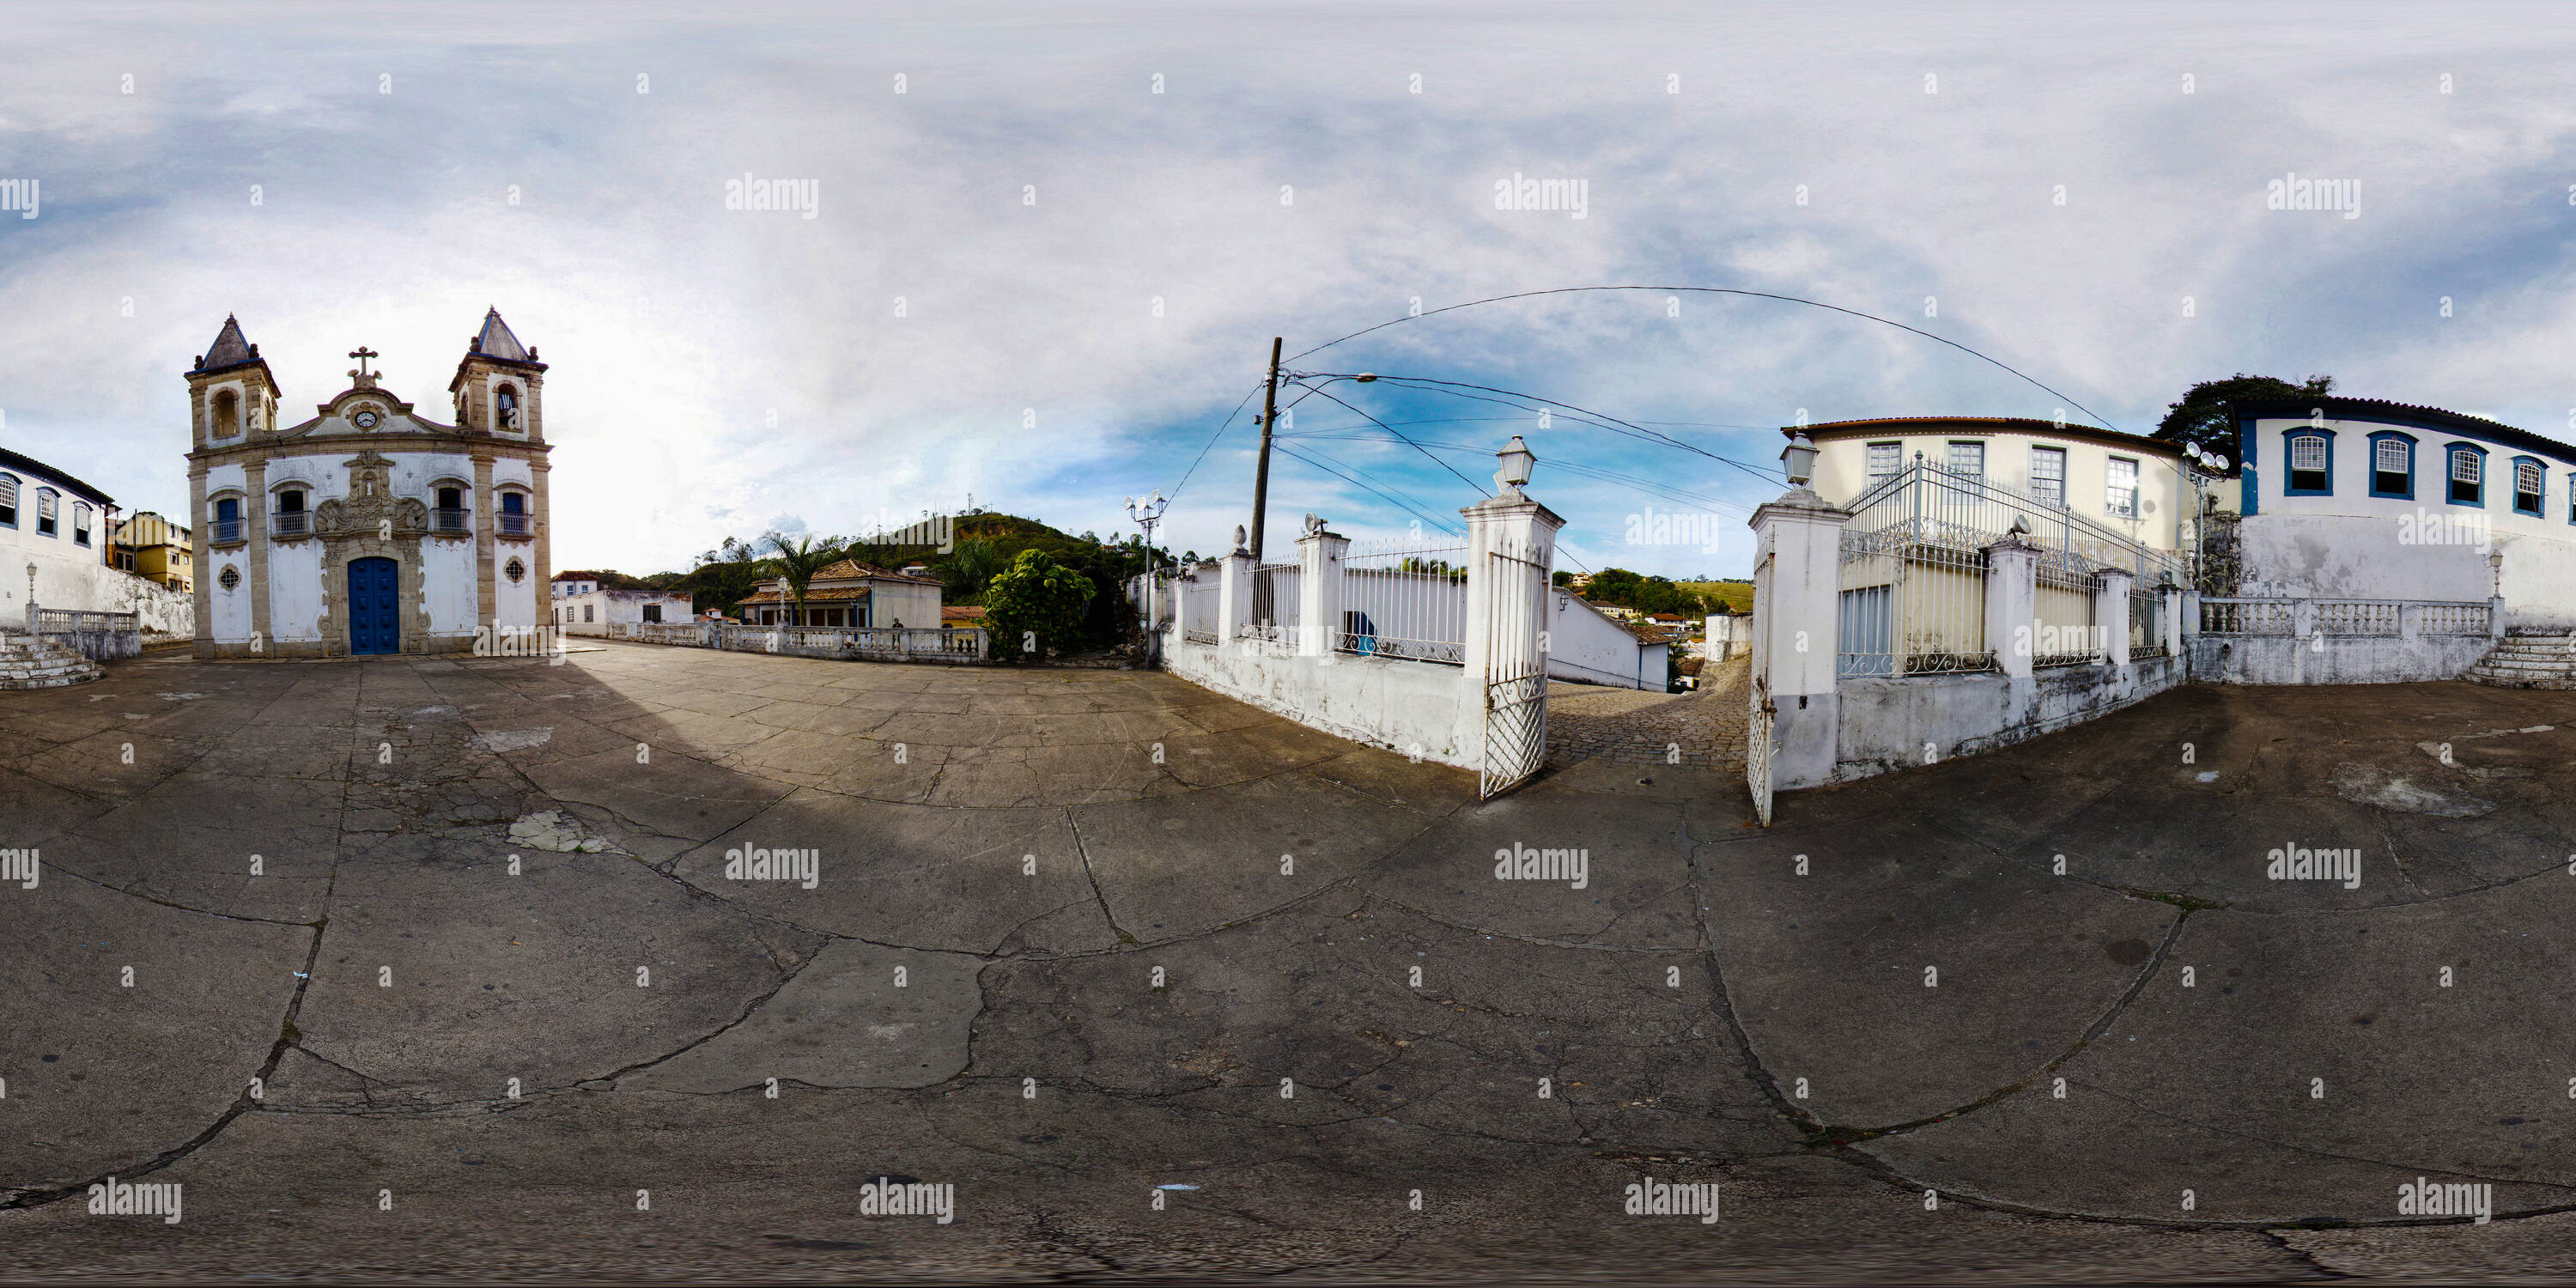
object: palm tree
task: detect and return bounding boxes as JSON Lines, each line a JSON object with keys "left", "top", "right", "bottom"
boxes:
{"left": 762, "top": 532, "right": 848, "bottom": 627}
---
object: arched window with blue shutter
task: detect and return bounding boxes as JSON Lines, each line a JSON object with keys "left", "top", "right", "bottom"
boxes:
{"left": 2366, "top": 431, "right": 2415, "bottom": 500}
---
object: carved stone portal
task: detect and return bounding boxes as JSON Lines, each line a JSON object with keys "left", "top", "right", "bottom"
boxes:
{"left": 314, "top": 449, "right": 434, "bottom": 655}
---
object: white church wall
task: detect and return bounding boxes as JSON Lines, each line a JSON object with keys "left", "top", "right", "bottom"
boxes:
{"left": 422, "top": 537, "right": 478, "bottom": 635}
{"left": 267, "top": 537, "right": 325, "bottom": 641}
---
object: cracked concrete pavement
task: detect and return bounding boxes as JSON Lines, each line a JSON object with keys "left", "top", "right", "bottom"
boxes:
{"left": 6, "top": 641, "right": 2576, "bottom": 1280}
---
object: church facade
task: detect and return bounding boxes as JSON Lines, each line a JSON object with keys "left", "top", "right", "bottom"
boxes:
{"left": 185, "top": 310, "right": 554, "bottom": 658}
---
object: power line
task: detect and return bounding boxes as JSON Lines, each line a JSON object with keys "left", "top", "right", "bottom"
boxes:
{"left": 1282, "top": 429, "right": 1749, "bottom": 515}
{"left": 1164, "top": 380, "right": 1269, "bottom": 502}
{"left": 1285, "top": 284, "right": 2121, "bottom": 434}
{"left": 1286, "top": 381, "right": 1489, "bottom": 495}
{"left": 1361, "top": 374, "right": 1789, "bottom": 487}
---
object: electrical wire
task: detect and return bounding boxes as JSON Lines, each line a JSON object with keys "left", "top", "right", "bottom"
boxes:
{"left": 1283, "top": 284, "right": 2121, "bottom": 433}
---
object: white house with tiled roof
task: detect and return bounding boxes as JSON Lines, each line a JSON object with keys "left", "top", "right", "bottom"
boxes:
{"left": 741, "top": 558, "right": 942, "bottom": 628}
{"left": 2233, "top": 396, "right": 2576, "bottom": 630}
{"left": 185, "top": 309, "right": 553, "bottom": 658}
{"left": 1789, "top": 416, "right": 2191, "bottom": 553}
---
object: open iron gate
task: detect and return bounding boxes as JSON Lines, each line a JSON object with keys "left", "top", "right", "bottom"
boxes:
{"left": 1479, "top": 538, "right": 1549, "bottom": 799}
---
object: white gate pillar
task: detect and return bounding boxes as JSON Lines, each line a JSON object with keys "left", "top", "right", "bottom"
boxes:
{"left": 1218, "top": 526, "right": 1253, "bottom": 653}
{"left": 2096, "top": 568, "right": 2134, "bottom": 666}
{"left": 1297, "top": 519, "right": 1348, "bottom": 659}
{"left": 1984, "top": 535, "right": 2039, "bottom": 678}
{"left": 1749, "top": 488, "right": 1850, "bottom": 792}
{"left": 1462, "top": 497, "right": 1561, "bottom": 684}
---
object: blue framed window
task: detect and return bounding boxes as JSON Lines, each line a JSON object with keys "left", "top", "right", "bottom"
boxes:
{"left": 34, "top": 487, "right": 58, "bottom": 537}
{"left": 0, "top": 472, "right": 16, "bottom": 528}
{"left": 2511, "top": 456, "right": 2545, "bottom": 517}
{"left": 2568, "top": 472, "right": 2575, "bottom": 525}
{"left": 213, "top": 495, "right": 242, "bottom": 544}
{"left": 2445, "top": 442, "right": 2487, "bottom": 507}
{"left": 2366, "top": 431, "right": 2415, "bottom": 499}
{"left": 72, "top": 501, "right": 92, "bottom": 547}
{"left": 2284, "top": 428, "right": 2334, "bottom": 495}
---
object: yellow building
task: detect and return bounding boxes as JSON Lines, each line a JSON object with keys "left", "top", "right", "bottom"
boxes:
{"left": 115, "top": 510, "right": 194, "bottom": 592}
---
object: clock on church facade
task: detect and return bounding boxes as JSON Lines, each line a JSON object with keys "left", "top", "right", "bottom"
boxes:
{"left": 183, "top": 309, "right": 554, "bottom": 658}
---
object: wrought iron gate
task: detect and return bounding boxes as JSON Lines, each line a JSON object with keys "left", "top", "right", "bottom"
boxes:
{"left": 1747, "top": 670, "right": 1774, "bottom": 826}
{"left": 1747, "top": 548, "right": 1774, "bottom": 825}
{"left": 1479, "top": 538, "right": 1549, "bottom": 799}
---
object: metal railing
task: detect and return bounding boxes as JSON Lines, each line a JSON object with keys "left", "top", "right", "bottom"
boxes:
{"left": 1242, "top": 562, "right": 1300, "bottom": 643}
{"left": 212, "top": 518, "right": 243, "bottom": 544}
{"left": 499, "top": 512, "right": 531, "bottom": 537}
{"left": 1183, "top": 580, "right": 1218, "bottom": 644}
{"left": 2129, "top": 584, "right": 2169, "bottom": 659}
{"left": 434, "top": 507, "right": 469, "bottom": 534}
{"left": 2032, "top": 561, "right": 2101, "bottom": 667}
{"left": 1837, "top": 462, "right": 2182, "bottom": 677}
{"left": 271, "top": 510, "right": 309, "bottom": 537}
{"left": 1339, "top": 536, "right": 1468, "bottom": 665}
{"left": 1838, "top": 463, "right": 2003, "bottom": 676}
{"left": 35, "top": 609, "right": 141, "bottom": 661}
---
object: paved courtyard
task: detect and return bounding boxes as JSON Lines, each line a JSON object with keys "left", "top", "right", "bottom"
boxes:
{"left": 5, "top": 641, "right": 2576, "bottom": 1281}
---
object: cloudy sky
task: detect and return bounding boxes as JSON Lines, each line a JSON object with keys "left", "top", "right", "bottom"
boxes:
{"left": 4, "top": 1, "right": 2573, "bottom": 578}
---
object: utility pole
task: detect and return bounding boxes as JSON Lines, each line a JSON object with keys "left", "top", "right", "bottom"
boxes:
{"left": 1249, "top": 336, "right": 1281, "bottom": 562}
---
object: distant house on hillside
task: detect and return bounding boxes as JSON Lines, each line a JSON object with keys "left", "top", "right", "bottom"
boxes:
{"left": 551, "top": 572, "right": 689, "bottom": 635}
{"left": 742, "top": 559, "right": 942, "bottom": 628}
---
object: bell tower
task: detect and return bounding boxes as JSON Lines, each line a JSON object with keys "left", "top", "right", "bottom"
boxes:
{"left": 185, "top": 315, "right": 282, "bottom": 450}
{"left": 447, "top": 307, "right": 548, "bottom": 440}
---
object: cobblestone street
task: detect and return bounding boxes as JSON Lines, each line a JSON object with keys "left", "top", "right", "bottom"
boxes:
{"left": 1545, "top": 654, "right": 1749, "bottom": 776}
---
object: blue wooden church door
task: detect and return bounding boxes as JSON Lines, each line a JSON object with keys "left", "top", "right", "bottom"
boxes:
{"left": 348, "top": 557, "right": 401, "bottom": 654}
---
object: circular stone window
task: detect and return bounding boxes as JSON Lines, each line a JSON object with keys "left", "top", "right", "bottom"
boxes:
{"left": 505, "top": 557, "right": 526, "bottom": 584}
{"left": 218, "top": 564, "right": 240, "bottom": 591}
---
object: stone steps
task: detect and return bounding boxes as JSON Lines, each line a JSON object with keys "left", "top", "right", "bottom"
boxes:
{"left": 0, "top": 633, "right": 104, "bottom": 689}
{"left": 2465, "top": 632, "right": 2576, "bottom": 690}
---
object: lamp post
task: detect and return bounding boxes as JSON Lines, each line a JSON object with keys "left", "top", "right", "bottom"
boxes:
{"left": 1126, "top": 490, "right": 1170, "bottom": 665}
{"left": 1779, "top": 433, "right": 1819, "bottom": 489}
{"left": 25, "top": 561, "right": 37, "bottom": 634}
{"left": 1495, "top": 434, "right": 1535, "bottom": 496}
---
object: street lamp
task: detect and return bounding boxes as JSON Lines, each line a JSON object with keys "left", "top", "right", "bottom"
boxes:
{"left": 1495, "top": 435, "right": 1535, "bottom": 496}
{"left": 1125, "top": 490, "right": 1170, "bottom": 665}
{"left": 1780, "top": 433, "right": 1819, "bottom": 488}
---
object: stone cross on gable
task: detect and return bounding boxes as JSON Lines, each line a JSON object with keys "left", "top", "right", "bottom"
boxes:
{"left": 349, "top": 346, "right": 380, "bottom": 389}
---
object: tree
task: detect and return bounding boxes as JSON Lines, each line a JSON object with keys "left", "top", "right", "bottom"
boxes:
{"left": 2155, "top": 373, "right": 2334, "bottom": 462}
{"left": 935, "top": 537, "right": 1001, "bottom": 598}
{"left": 689, "top": 537, "right": 767, "bottom": 618}
{"left": 761, "top": 532, "right": 848, "bottom": 627}
{"left": 985, "top": 548, "right": 1096, "bottom": 662}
